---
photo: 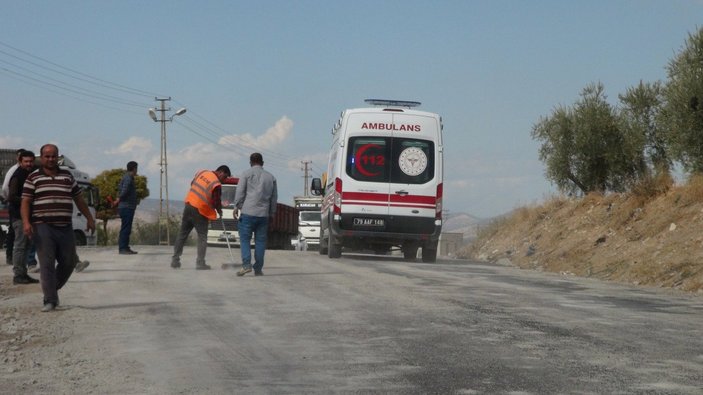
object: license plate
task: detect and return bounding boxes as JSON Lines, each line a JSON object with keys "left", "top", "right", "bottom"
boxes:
{"left": 353, "top": 218, "right": 384, "bottom": 227}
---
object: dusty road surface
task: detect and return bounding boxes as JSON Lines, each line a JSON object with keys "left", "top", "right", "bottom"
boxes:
{"left": 1, "top": 245, "right": 703, "bottom": 394}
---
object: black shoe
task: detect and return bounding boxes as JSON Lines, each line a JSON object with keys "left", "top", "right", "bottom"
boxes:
{"left": 119, "top": 249, "right": 138, "bottom": 255}
{"left": 75, "top": 260, "right": 90, "bottom": 272}
{"left": 171, "top": 261, "right": 181, "bottom": 269}
{"left": 13, "top": 275, "right": 39, "bottom": 284}
{"left": 195, "top": 264, "right": 212, "bottom": 270}
{"left": 254, "top": 271, "right": 264, "bottom": 276}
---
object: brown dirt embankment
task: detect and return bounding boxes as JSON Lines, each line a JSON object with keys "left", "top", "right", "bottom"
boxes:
{"left": 459, "top": 177, "right": 703, "bottom": 293}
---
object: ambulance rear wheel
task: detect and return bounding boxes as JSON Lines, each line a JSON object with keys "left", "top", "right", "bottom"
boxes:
{"left": 421, "top": 248, "right": 437, "bottom": 263}
{"left": 319, "top": 230, "right": 327, "bottom": 255}
{"left": 403, "top": 246, "right": 418, "bottom": 260}
{"left": 328, "top": 236, "right": 342, "bottom": 259}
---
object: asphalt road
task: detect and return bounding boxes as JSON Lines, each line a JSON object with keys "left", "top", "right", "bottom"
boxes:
{"left": 7, "top": 245, "right": 703, "bottom": 394}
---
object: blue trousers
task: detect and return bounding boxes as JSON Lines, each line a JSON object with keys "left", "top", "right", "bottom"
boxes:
{"left": 238, "top": 214, "right": 268, "bottom": 272}
{"left": 118, "top": 207, "right": 136, "bottom": 251}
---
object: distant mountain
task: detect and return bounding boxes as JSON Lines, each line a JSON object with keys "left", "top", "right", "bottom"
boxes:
{"left": 134, "top": 199, "right": 184, "bottom": 222}
{"left": 443, "top": 212, "right": 492, "bottom": 243}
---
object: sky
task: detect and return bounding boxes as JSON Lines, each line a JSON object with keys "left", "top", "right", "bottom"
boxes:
{"left": 0, "top": 1, "right": 701, "bottom": 218}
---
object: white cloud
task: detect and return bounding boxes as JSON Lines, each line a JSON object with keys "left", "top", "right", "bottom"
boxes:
{"left": 155, "top": 116, "right": 294, "bottom": 200}
{"left": 220, "top": 116, "right": 293, "bottom": 152}
{"left": 285, "top": 152, "right": 329, "bottom": 172}
{"left": 104, "top": 136, "right": 153, "bottom": 155}
{"left": 450, "top": 179, "right": 475, "bottom": 189}
{"left": 0, "top": 136, "right": 28, "bottom": 150}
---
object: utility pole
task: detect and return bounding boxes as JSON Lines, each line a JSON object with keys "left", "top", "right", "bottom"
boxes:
{"left": 156, "top": 98, "right": 170, "bottom": 246}
{"left": 301, "top": 160, "right": 311, "bottom": 197}
{"left": 148, "top": 98, "right": 186, "bottom": 246}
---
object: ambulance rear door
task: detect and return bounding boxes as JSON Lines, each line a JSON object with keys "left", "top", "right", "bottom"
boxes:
{"left": 342, "top": 111, "right": 393, "bottom": 224}
{"left": 387, "top": 112, "right": 440, "bottom": 222}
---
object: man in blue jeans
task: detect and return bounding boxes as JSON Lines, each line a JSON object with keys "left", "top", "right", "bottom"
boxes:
{"left": 234, "top": 153, "right": 278, "bottom": 277}
{"left": 115, "top": 161, "right": 139, "bottom": 255}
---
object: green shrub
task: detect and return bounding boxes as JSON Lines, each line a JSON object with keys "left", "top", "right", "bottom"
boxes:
{"left": 132, "top": 216, "right": 192, "bottom": 246}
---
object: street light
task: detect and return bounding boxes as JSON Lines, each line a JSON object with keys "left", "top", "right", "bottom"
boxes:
{"left": 148, "top": 98, "right": 186, "bottom": 245}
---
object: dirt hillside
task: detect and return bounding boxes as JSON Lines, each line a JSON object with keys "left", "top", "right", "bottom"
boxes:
{"left": 458, "top": 176, "right": 703, "bottom": 294}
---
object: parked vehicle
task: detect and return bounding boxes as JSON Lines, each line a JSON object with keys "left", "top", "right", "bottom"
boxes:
{"left": 292, "top": 195, "right": 323, "bottom": 248}
{"left": 207, "top": 177, "right": 298, "bottom": 249}
{"left": 311, "top": 99, "right": 444, "bottom": 262}
{"left": 0, "top": 149, "right": 99, "bottom": 246}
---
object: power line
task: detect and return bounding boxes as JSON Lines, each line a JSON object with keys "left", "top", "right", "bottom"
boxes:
{"left": 0, "top": 68, "right": 145, "bottom": 115}
{"left": 0, "top": 40, "right": 164, "bottom": 98}
{"left": 172, "top": 99, "right": 292, "bottom": 163}
{"left": 0, "top": 41, "right": 323, "bottom": 172}
{"left": 0, "top": 61, "right": 150, "bottom": 108}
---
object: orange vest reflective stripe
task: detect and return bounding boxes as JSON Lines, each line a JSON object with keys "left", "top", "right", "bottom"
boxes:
{"left": 184, "top": 170, "right": 221, "bottom": 220}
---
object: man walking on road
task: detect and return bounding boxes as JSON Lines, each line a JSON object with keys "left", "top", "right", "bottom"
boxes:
{"left": 171, "top": 165, "right": 231, "bottom": 270}
{"left": 115, "top": 161, "right": 139, "bottom": 255}
{"left": 8, "top": 149, "right": 39, "bottom": 285}
{"left": 22, "top": 144, "right": 96, "bottom": 312}
{"left": 234, "top": 153, "right": 277, "bottom": 277}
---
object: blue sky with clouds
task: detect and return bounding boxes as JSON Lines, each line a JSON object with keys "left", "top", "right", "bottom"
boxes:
{"left": 1, "top": 1, "right": 701, "bottom": 218}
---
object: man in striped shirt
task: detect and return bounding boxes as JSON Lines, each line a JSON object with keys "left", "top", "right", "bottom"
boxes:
{"left": 21, "top": 144, "right": 96, "bottom": 312}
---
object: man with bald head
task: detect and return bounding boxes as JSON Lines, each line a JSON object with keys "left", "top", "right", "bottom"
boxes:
{"left": 22, "top": 144, "right": 95, "bottom": 312}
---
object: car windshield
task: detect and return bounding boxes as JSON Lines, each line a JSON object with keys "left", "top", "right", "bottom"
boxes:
{"left": 300, "top": 211, "right": 321, "bottom": 222}
{"left": 221, "top": 185, "right": 237, "bottom": 207}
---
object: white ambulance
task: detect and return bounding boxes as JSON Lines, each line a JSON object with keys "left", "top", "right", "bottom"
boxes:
{"left": 311, "top": 99, "right": 443, "bottom": 262}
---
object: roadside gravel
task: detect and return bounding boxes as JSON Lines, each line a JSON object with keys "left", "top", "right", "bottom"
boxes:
{"left": 0, "top": 251, "right": 153, "bottom": 395}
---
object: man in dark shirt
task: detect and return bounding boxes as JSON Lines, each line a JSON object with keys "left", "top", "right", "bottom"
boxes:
{"left": 8, "top": 150, "right": 38, "bottom": 284}
{"left": 115, "top": 161, "right": 139, "bottom": 255}
{"left": 2, "top": 148, "right": 25, "bottom": 265}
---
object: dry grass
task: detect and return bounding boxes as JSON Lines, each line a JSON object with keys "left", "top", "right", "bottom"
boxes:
{"left": 461, "top": 177, "right": 703, "bottom": 294}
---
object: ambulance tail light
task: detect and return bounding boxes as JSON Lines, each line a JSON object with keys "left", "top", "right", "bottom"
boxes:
{"left": 435, "top": 183, "right": 443, "bottom": 220}
{"left": 333, "top": 178, "right": 342, "bottom": 214}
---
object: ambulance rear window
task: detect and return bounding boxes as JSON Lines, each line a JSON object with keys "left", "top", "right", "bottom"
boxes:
{"left": 346, "top": 137, "right": 434, "bottom": 184}
{"left": 347, "top": 137, "right": 389, "bottom": 182}
{"left": 390, "top": 138, "right": 434, "bottom": 184}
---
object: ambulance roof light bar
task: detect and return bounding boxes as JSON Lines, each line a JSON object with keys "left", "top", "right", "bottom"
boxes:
{"left": 364, "top": 99, "right": 421, "bottom": 108}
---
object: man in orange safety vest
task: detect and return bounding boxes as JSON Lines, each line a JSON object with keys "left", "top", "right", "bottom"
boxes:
{"left": 171, "top": 165, "right": 231, "bottom": 270}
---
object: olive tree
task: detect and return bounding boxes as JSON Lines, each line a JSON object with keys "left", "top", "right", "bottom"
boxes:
{"left": 532, "top": 82, "right": 643, "bottom": 195}
{"left": 618, "top": 80, "right": 669, "bottom": 175}
{"left": 662, "top": 27, "right": 703, "bottom": 173}
{"left": 91, "top": 169, "right": 149, "bottom": 245}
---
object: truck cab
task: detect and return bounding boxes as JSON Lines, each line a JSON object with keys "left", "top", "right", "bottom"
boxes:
{"left": 207, "top": 177, "right": 240, "bottom": 246}
{"left": 0, "top": 151, "right": 99, "bottom": 246}
{"left": 293, "top": 196, "right": 323, "bottom": 249}
{"left": 59, "top": 156, "right": 99, "bottom": 246}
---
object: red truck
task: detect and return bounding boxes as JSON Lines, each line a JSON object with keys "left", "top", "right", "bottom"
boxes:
{"left": 206, "top": 177, "right": 298, "bottom": 250}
